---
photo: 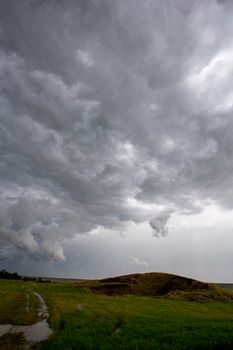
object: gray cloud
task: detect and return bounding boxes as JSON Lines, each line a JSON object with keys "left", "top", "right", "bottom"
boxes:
{"left": 150, "top": 209, "right": 173, "bottom": 238}
{"left": 1, "top": 0, "right": 233, "bottom": 264}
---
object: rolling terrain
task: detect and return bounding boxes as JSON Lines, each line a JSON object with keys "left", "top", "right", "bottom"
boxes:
{"left": 1, "top": 273, "right": 233, "bottom": 349}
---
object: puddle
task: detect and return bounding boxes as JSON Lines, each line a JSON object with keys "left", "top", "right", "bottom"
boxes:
{"left": 0, "top": 292, "right": 52, "bottom": 346}
{"left": 24, "top": 320, "right": 51, "bottom": 342}
{"left": 4, "top": 320, "right": 52, "bottom": 342}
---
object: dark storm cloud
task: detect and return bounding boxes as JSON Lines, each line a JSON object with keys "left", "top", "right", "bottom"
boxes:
{"left": 1, "top": 0, "right": 233, "bottom": 261}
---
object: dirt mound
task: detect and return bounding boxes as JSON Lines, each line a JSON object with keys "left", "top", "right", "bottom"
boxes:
{"left": 91, "top": 272, "right": 209, "bottom": 296}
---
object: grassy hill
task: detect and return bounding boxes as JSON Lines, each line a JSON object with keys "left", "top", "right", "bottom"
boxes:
{"left": 1, "top": 273, "right": 233, "bottom": 349}
{"left": 90, "top": 272, "right": 209, "bottom": 296}
{"left": 87, "top": 272, "right": 233, "bottom": 303}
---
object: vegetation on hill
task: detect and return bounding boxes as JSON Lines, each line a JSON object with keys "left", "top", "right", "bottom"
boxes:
{"left": 88, "top": 272, "right": 233, "bottom": 303}
{"left": 90, "top": 272, "right": 209, "bottom": 297}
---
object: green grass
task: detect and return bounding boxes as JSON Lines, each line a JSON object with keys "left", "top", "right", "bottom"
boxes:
{"left": 1, "top": 278, "right": 233, "bottom": 349}
{"left": 41, "top": 299, "right": 233, "bottom": 349}
{"left": 0, "top": 280, "right": 40, "bottom": 325}
{"left": 37, "top": 286, "right": 233, "bottom": 350}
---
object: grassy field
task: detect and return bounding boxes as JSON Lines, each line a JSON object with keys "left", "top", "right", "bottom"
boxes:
{"left": 1, "top": 275, "right": 233, "bottom": 349}
{"left": 0, "top": 280, "right": 40, "bottom": 325}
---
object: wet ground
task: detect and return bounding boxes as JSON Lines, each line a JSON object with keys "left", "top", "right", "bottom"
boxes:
{"left": 0, "top": 291, "right": 52, "bottom": 347}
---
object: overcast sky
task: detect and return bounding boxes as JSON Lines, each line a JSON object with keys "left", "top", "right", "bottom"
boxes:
{"left": 1, "top": 0, "right": 233, "bottom": 282}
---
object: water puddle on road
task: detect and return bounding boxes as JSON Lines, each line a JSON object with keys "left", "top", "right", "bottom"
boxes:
{"left": 0, "top": 291, "right": 52, "bottom": 346}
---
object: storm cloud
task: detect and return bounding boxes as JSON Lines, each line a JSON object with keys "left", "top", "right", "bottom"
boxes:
{"left": 1, "top": 0, "right": 233, "bottom": 266}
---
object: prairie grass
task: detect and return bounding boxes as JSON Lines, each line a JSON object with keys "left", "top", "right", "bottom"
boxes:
{"left": 1, "top": 277, "right": 233, "bottom": 349}
{"left": 0, "top": 280, "right": 40, "bottom": 324}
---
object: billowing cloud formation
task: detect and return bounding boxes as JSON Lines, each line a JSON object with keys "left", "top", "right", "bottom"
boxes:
{"left": 1, "top": 0, "right": 233, "bottom": 261}
{"left": 150, "top": 209, "right": 173, "bottom": 238}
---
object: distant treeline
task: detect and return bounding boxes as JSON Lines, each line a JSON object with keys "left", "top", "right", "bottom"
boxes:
{"left": 0, "top": 269, "right": 51, "bottom": 282}
{"left": 0, "top": 269, "right": 22, "bottom": 280}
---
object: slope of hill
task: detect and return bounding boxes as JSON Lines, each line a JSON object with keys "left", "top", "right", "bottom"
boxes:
{"left": 90, "top": 272, "right": 208, "bottom": 295}
{"left": 90, "top": 272, "right": 233, "bottom": 301}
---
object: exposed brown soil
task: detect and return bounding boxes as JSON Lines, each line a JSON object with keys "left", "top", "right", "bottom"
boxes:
{"left": 90, "top": 272, "right": 209, "bottom": 296}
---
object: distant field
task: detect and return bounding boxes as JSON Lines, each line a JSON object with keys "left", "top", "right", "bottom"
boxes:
{"left": 1, "top": 274, "right": 233, "bottom": 349}
{"left": 217, "top": 284, "right": 233, "bottom": 291}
